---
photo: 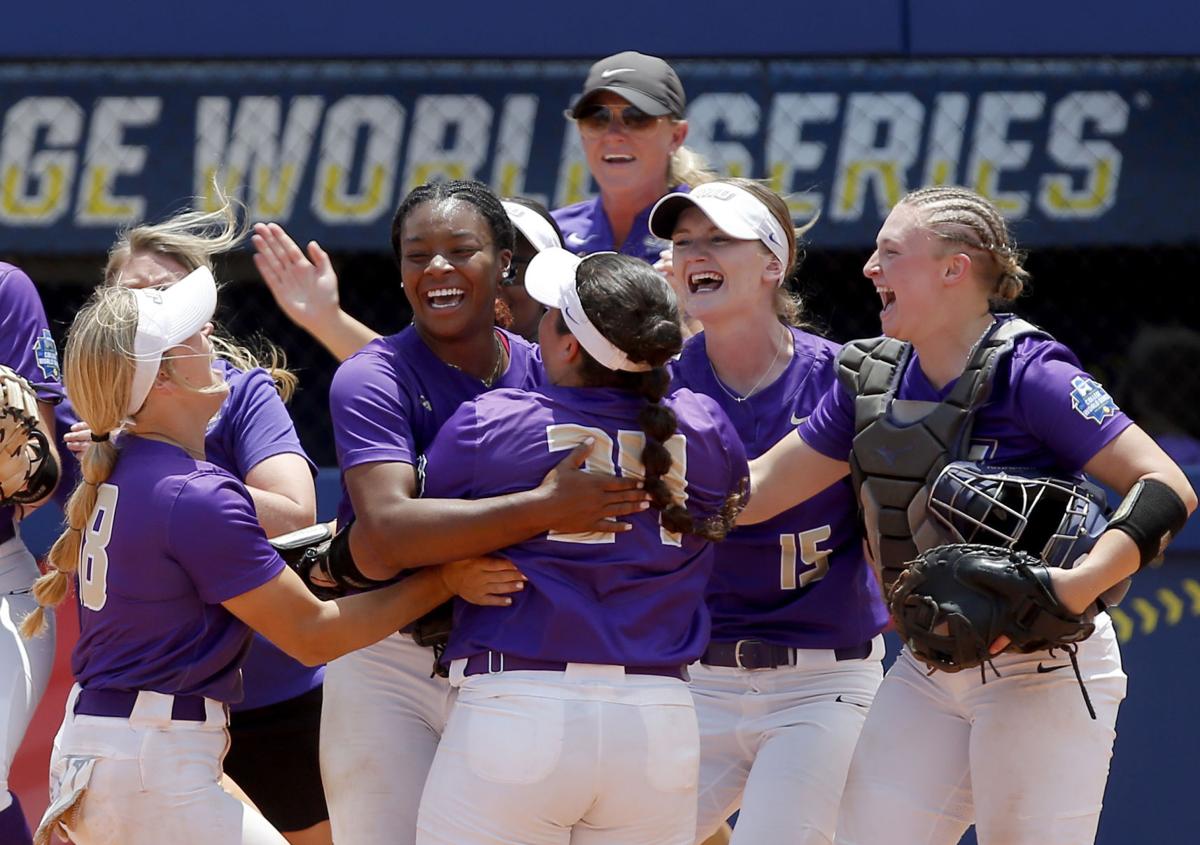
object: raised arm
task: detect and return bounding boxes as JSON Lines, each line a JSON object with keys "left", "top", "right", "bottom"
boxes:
{"left": 252, "top": 222, "right": 380, "bottom": 362}
{"left": 738, "top": 429, "right": 851, "bottom": 525}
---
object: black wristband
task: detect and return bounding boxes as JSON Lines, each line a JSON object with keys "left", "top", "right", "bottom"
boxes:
{"left": 326, "top": 523, "right": 392, "bottom": 590}
{"left": 1106, "top": 479, "right": 1190, "bottom": 569}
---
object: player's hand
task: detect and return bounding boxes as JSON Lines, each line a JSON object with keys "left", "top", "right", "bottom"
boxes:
{"left": 988, "top": 564, "right": 1093, "bottom": 654}
{"left": 64, "top": 420, "right": 91, "bottom": 457}
{"left": 652, "top": 247, "right": 674, "bottom": 281}
{"left": 440, "top": 556, "right": 526, "bottom": 606}
{"left": 537, "top": 438, "right": 650, "bottom": 534}
{"left": 252, "top": 222, "right": 341, "bottom": 332}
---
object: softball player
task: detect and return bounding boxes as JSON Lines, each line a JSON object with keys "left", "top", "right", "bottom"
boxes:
{"left": 497, "top": 198, "right": 564, "bottom": 341}
{"left": 0, "top": 264, "right": 62, "bottom": 845}
{"left": 98, "top": 204, "right": 327, "bottom": 845}
{"left": 740, "top": 186, "right": 1196, "bottom": 845}
{"left": 316, "top": 180, "right": 648, "bottom": 845}
{"left": 415, "top": 249, "right": 748, "bottom": 845}
{"left": 553, "top": 51, "right": 713, "bottom": 264}
{"left": 646, "top": 179, "right": 889, "bottom": 845}
{"left": 28, "top": 266, "right": 479, "bottom": 845}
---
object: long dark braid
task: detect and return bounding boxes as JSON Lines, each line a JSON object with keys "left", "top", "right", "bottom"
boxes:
{"left": 563, "top": 254, "right": 744, "bottom": 541}
{"left": 390, "top": 179, "right": 515, "bottom": 265}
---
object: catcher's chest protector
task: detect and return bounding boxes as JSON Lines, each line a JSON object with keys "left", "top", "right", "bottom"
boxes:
{"left": 837, "top": 317, "right": 1049, "bottom": 589}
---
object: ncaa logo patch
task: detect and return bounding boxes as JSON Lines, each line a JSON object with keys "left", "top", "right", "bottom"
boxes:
{"left": 1069, "top": 376, "right": 1118, "bottom": 424}
{"left": 33, "top": 329, "right": 61, "bottom": 381}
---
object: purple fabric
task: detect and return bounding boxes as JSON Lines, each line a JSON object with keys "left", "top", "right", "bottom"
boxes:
{"left": 330, "top": 327, "right": 541, "bottom": 529}
{"left": 801, "top": 317, "right": 1133, "bottom": 473}
{"left": 423, "top": 384, "right": 749, "bottom": 668}
{"left": 72, "top": 437, "right": 285, "bottom": 705}
{"left": 205, "top": 360, "right": 322, "bottom": 711}
{"left": 0, "top": 793, "right": 32, "bottom": 845}
{"left": 551, "top": 186, "right": 685, "bottom": 264}
{"left": 0, "top": 264, "right": 63, "bottom": 546}
{"left": 671, "top": 328, "right": 888, "bottom": 648}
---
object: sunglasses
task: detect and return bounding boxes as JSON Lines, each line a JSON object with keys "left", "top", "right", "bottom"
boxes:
{"left": 574, "top": 104, "right": 665, "bottom": 137}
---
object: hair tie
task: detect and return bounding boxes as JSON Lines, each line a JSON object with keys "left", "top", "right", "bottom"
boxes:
{"left": 90, "top": 432, "right": 110, "bottom": 443}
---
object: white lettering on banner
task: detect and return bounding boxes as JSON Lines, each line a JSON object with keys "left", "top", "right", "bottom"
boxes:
{"left": 687, "top": 93, "right": 760, "bottom": 180}
{"left": 966, "top": 92, "right": 1045, "bottom": 216}
{"left": 402, "top": 95, "right": 491, "bottom": 193}
{"left": 76, "top": 97, "right": 161, "bottom": 226}
{"left": 922, "top": 92, "right": 970, "bottom": 187}
{"left": 1039, "top": 92, "right": 1126, "bottom": 218}
{"left": 832, "top": 92, "right": 924, "bottom": 220}
{"left": 195, "top": 96, "right": 322, "bottom": 219}
{"left": 765, "top": 93, "right": 837, "bottom": 219}
{"left": 0, "top": 97, "right": 82, "bottom": 225}
{"left": 314, "top": 96, "right": 404, "bottom": 223}
{"left": 491, "top": 94, "right": 542, "bottom": 203}
{"left": 554, "top": 117, "right": 592, "bottom": 208}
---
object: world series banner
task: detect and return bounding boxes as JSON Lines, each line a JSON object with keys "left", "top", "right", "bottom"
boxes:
{"left": 0, "top": 58, "right": 1196, "bottom": 253}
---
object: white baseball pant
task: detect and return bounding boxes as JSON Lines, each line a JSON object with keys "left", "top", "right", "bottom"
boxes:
{"left": 320, "top": 632, "right": 453, "bottom": 845}
{"left": 0, "top": 535, "right": 56, "bottom": 803}
{"left": 416, "top": 663, "right": 700, "bottom": 845}
{"left": 691, "top": 637, "right": 885, "bottom": 845}
{"left": 40, "top": 685, "right": 286, "bottom": 845}
{"left": 835, "top": 614, "right": 1126, "bottom": 845}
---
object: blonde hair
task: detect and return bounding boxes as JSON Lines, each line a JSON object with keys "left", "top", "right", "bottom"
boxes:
{"left": 106, "top": 198, "right": 298, "bottom": 402}
{"left": 667, "top": 143, "right": 717, "bottom": 190}
{"left": 22, "top": 288, "right": 138, "bottom": 637}
{"left": 899, "top": 186, "right": 1030, "bottom": 308}
{"left": 717, "top": 178, "right": 819, "bottom": 328}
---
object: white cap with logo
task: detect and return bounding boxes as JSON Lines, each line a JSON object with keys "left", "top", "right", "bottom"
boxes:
{"left": 649, "top": 182, "right": 791, "bottom": 282}
{"left": 127, "top": 265, "right": 218, "bottom": 415}
{"left": 501, "top": 201, "right": 563, "bottom": 253}
{"left": 523, "top": 248, "right": 652, "bottom": 373}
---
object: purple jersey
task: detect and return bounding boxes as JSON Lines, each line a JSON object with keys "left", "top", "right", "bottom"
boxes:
{"left": 72, "top": 436, "right": 285, "bottom": 704}
{"left": 206, "top": 359, "right": 322, "bottom": 711}
{"left": 330, "top": 327, "right": 541, "bottom": 529}
{"left": 0, "top": 264, "right": 63, "bottom": 545}
{"left": 424, "top": 384, "right": 749, "bottom": 669}
{"left": 801, "top": 316, "right": 1134, "bottom": 475}
{"left": 671, "top": 328, "right": 888, "bottom": 648}
{"left": 552, "top": 186, "right": 684, "bottom": 264}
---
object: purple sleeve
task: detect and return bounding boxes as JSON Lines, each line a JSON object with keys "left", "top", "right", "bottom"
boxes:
{"left": 798, "top": 381, "right": 855, "bottom": 460}
{"left": 330, "top": 347, "right": 417, "bottom": 471}
{"left": 223, "top": 368, "right": 315, "bottom": 478}
{"left": 1012, "top": 342, "right": 1134, "bottom": 471}
{"left": 168, "top": 473, "right": 287, "bottom": 604}
{"left": 421, "top": 402, "right": 481, "bottom": 499}
{"left": 0, "top": 265, "right": 64, "bottom": 403}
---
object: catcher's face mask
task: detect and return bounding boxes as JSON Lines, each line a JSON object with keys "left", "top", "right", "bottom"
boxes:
{"left": 927, "top": 462, "right": 1109, "bottom": 568}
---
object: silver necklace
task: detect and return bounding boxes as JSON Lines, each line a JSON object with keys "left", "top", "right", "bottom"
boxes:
{"left": 709, "top": 327, "right": 789, "bottom": 403}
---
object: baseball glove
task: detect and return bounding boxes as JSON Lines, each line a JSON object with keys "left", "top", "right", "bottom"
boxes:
{"left": 888, "top": 543, "right": 1095, "bottom": 674}
{"left": 0, "top": 364, "right": 53, "bottom": 508}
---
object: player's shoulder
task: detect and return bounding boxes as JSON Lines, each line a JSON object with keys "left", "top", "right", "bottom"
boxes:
{"left": 666, "top": 387, "right": 732, "bottom": 433}
{"left": 1001, "top": 317, "right": 1081, "bottom": 373}
{"left": 550, "top": 196, "right": 600, "bottom": 224}
{"left": 331, "top": 329, "right": 415, "bottom": 392}
{"left": 790, "top": 325, "right": 841, "bottom": 361}
{"left": 0, "top": 262, "right": 38, "bottom": 308}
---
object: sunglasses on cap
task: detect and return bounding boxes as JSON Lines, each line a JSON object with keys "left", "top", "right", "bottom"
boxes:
{"left": 573, "top": 104, "right": 666, "bottom": 138}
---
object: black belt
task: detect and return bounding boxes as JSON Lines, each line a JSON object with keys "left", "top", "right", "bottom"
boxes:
{"left": 701, "top": 639, "right": 873, "bottom": 670}
{"left": 463, "top": 652, "right": 686, "bottom": 681}
{"left": 74, "top": 688, "right": 209, "bottom": 722}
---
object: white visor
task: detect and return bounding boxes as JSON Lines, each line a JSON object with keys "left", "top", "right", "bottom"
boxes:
{"left": 127, "top": 265, "right": 218, "bottom": 415}
{"left": 649, "top": 182, "right": 791, "bottom": 279}
{"left": 502, "top": 201, "right": 563, "bottom": 253}
{"left": 524, "top": 248, "right": 653, "bottom": 373}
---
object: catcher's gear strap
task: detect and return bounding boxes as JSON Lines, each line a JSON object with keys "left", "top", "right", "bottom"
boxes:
{"left": 5, "top": 428, "right": 57, "bottom": 506}
{"left": 1106, "top": 479, "right": 1190, "bottom": 569}
{"left": 836, "top": 317, "right": 1050, "bottom": 587}
{"left": 325, "top": 523, "right": 394, "bottom": 591}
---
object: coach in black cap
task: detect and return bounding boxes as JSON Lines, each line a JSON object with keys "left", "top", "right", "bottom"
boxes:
{"left": 552, "top": 51, "right": 713, "bottom": 271}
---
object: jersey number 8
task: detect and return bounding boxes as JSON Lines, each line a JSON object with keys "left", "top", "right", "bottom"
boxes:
{"left": 78, "top": 483, "right": 119, "bottom": 611}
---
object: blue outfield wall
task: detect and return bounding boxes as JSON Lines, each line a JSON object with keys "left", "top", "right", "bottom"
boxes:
{"left": 5, "top": 0, "right": 1200, "bottom": 58}
{"left": 17, "top": 467, "right": 1200, "bottom": 842}
{"left": 1, "top": 58, "right": 1198, "bottom": 254}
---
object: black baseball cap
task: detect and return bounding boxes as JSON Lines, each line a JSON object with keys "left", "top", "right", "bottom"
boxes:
{"left": 569, "top": 51, "right": 686, "bottom": 119}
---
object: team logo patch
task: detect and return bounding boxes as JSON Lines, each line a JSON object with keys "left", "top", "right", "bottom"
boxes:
{"left": 33, "top": 329, "right": 61, "bottom": 381}
{"left": 1069, "top": 376, "right": 1118, "bottom": 424}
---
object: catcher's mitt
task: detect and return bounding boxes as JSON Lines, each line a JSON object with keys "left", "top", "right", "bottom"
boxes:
{"left": 888, "top": 543, "right": 1095, "bottom": 674}
{"left": 0, "top": 364, "right": 53, "bottom": 508}
{"left": 268, "top": 523, "right": 341, "bottom": 600}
